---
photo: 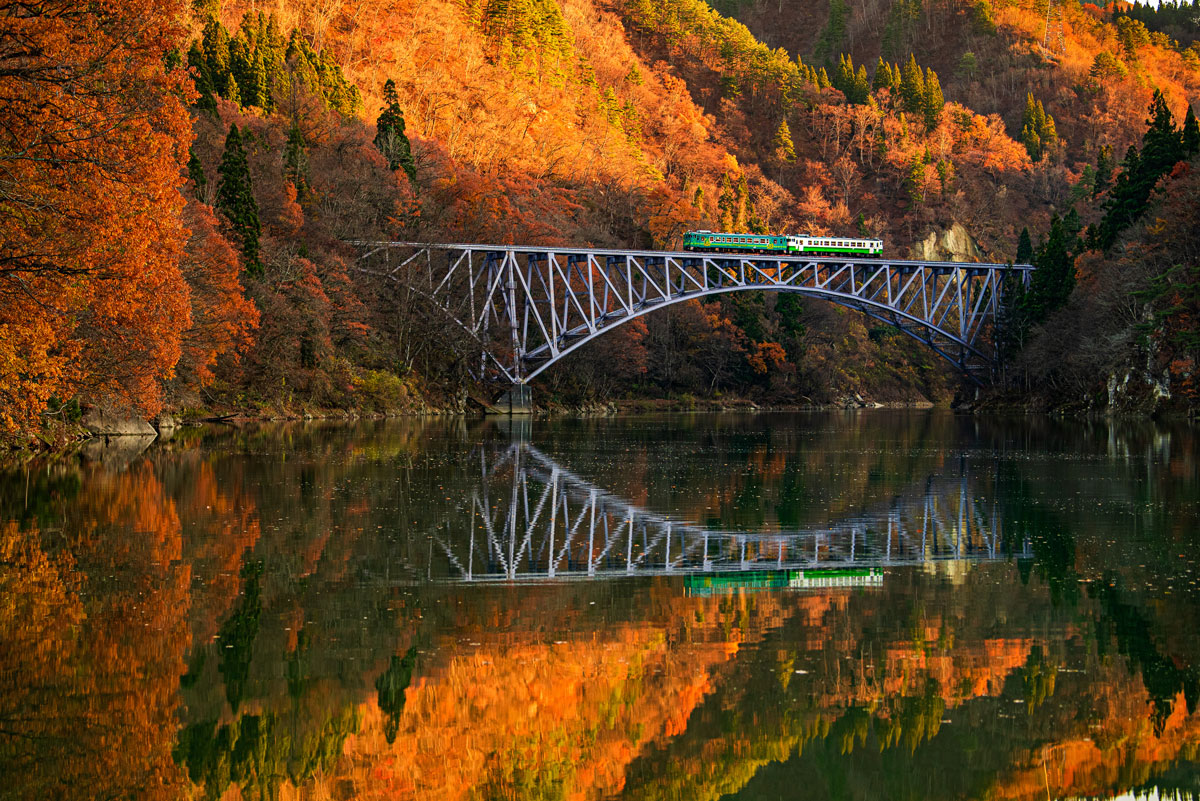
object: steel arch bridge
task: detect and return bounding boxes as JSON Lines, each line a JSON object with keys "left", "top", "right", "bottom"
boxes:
{"left": 427, "top": 439, "right": 1027, "bottom": 584}
{"left": 355, "top": 241, "right": 1032, "bottom": 400}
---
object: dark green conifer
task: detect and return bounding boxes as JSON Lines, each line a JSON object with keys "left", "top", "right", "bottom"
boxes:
{"left": 734, "top": 174, "right": 752, "bottom": 232}
{"left": 773, "top": 118, "right": 797, "bottom": 162}
{"left": 284, "top": 124, "right": 309, "bottom": 198}
{"left": 872, "top": 56, "right": 894, "bottom": 91}
{"left": 922, "top": 68, "right": 943, "bottom": 131}
{"left": 374, "top": 79, "right": 416, "bottom": 181}
{"left": 1093, "top": 144, "right": 1113, "bottom": 197}
{"left": 900, "top": 55, "right": 924, "bottom": 113}
{"left": 814, "top": 0, "right": 849, "bottom": 63}
{"left": 252, "top": 46, "right": 269, "bottom": 110}
{"left": 956, "top": 51, "right": 978, "bottom": 81}
{"left": 1016, "top": 227, "right": 1033, "bottom": 264}
{"left": 971, "top": 0, "right": 997, "bottom": 35}
{"left": 187, "top": 42, "right": 219, "bottom": 113}
{"left": 995, "top": 265, "right": 1031, "bottom": 362}
{"left": 187, "top": 149, "right": 207, "bottom": 198}
{"left": 1026, "top": 215, "right": 1077, "bottom": 321}
{"left": 1140, "top": 90, "right": 1182, "bottom": 174}
{"left": 1097, "top": 92, "right": 1186, "bottom": 249}
{"left": 717, "top": 174, "right": 736, "bottom": 231}
{"left": 202, "top": 18, "right": 234, "bottom": 98}
{"left": 1020, "top": 93, "right": 1057, "bottom": 161}
{"left": 834, "top": 54, "right": 869, "bottom": 104}
{"left": 855, "top": 64, "right": 870, "bottom": 102}
{"left": 216, "top": 125, "right": 262, "bottom": 276}
{"left": 1183, "top": 105, "right": 1200, "bottom": 155}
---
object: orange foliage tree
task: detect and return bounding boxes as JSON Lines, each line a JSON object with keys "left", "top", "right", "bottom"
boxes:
{"left": 173, "top": 201, "right": 259, "bottom": 398}
{"left": 0, "top": 0, "right": 194, "bottom": 432}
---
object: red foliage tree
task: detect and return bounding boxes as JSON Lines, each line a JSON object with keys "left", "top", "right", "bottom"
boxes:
{"left": 0, "top": 0, "right": 194, "bottom": 431}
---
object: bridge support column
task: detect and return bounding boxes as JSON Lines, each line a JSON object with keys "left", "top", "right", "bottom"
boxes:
{"left": 486, "top": 384, "right": 533, "bottom": 415}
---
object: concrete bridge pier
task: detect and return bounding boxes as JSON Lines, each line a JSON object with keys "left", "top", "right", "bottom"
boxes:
{"left": 487, "top": 384, "right": 533, "bottom": 415}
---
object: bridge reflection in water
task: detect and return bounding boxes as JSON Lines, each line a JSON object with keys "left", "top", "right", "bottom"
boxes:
{"left": 431, "top": 440, "right": 1028, "bottom": 583}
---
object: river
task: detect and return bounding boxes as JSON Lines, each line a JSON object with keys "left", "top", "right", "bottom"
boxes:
{"left": 2, "top": 411, "right": 1199, "bottom": 800}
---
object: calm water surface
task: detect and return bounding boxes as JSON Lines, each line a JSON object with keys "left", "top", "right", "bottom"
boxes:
{"left": 3, "top": 411, "right": 1200, "bottom": 800}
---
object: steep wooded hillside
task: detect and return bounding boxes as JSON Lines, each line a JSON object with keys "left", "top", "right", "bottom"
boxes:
{"left": 2, "top": 0, "right": 1199, "bottom": 438}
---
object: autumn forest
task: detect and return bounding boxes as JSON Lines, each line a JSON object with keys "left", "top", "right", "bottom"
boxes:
{"left": 2, "top": 0, "right": 1200, "bottom": 439}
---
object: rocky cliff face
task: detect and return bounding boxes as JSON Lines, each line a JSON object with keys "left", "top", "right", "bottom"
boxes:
{"left": 909, "top": 223, "right": 985, "bottom": 263}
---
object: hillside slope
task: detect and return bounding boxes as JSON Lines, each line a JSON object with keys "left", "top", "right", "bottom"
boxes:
{"left": 3, "top": 0, "right": 1199, "bottom": 438}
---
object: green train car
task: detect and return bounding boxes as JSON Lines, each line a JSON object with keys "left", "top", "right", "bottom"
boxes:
{"left": 684, "top": 567, "right": 883, "bottom": 596}
{"left": 681, "top": 230, "right": 883, "bottom": 257}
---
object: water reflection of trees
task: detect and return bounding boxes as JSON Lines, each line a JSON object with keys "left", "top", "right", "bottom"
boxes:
{"left": 1, "top": 415, "right": 1200, "bottom": 800}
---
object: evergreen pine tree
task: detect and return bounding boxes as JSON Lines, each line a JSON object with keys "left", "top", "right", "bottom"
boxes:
{"left": 995, "top": 265, "right": 1030, "bottom": 363}
{"left": 905, "top": 154, "right": 927, "bottom": 204}
{"left": 935, "top": 159, "right": 952, "bottom": 193}
{"left": 1183, "top": 105, "right": 1200, "bottom": 155}
{"left": 1140, "top": 90, "right": 1182, "bottom": 175}
{"left": 187, "top": 149, "right": 207, "bottom": 198}
{"left": 1020, "top": 94, "right": 1057, "bottom": 161}
{"left": 922, "top": 68, "right": 943, "bottom": 131}
{"left": 971, "top": 0, "right": 997, "bottom": 35}
{"left": 814, "top": 0, "right": 849, "bottom": 63}
{"left": 1098, "top": 145, "right": 1141, "bottom": 248}
{"left": 855, "top": 64, "right": 870, "bottom": 103}
{"left": 836, "top": 54, "right": 855, "bottom": 97}
{"left": 776, "top": 293, "right": 805, "bottom": 341}
{"left": 900, "top": 55, "right": 924, "bottom": 113}
{"left": 192, "top": 0, "right": 220, "bottom": 20}
{"left": 216, "top": 124, "right": 262, "bottom": 276}
{"left": 1027, "top": 215, "right": 1077, "bottom": 321}
{"left": 1015, "top": 227, "right": 1033, "bottom": 264}
{"left": 773, "top": 118, "right": 797, "bottom": 162}
{"left": 284, "top": 123, "right": 309, "bottom": 198}
{"left": 834, "top": 54, "right": 869, "bottom": 104}
{"left": 229, "top": 36, "right": 255, "bottom": 108}
{"left": 872, "top": 56, "right": 894, "bottom": 91}
{"left": 187, "top": 42, "right": 218, "bottom": 113}
{"left": 1093, "top": 144, "right": 1113, "bottom": 197}
{"left": 717, "top": 174, "right": 736, "bottom": 231}
{"left": 956, "top": 51, "right": 978, "bottom": 81}
{"left": 1097, "top": 93, "right": 1185, "bottom": 249}
{"left": 734, "top": 175, "right": 751, "bottom": 231}
{"left": 374, "top": 79, "right": 416, "bottom": 181}
{"left": 1020, "top": 94, "right": 1040, "bottom": 160}
{"left": 251, "top": 46, "right": 269, "bottom": 110}
{"left": 1041, "top": 108, "right": 1058, "bottom": 154}
{"left": 202, "top": 18, "right": 234, "bottom": 98}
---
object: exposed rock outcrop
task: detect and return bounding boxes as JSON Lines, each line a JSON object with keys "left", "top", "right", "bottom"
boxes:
{"left": 82, "top": 409, "right": 157, "bottom": 437}
{"left": 909, "top": 223, "right": 984, "bottom": 263}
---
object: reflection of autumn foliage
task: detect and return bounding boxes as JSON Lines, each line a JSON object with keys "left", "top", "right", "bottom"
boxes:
{"left": 0, "top": 465, "right": 190, "bottom": 800}
{"left": 336, "top": 587, "right": 787, "bottom": 801}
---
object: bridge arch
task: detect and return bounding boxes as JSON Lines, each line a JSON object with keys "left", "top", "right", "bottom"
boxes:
{"left": 518, "top": 283, "right": 993, "bottom": 384}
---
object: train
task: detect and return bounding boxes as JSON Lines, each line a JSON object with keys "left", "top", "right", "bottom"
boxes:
{"left": 682, "top": 230, "right": 883, "bottom": 257}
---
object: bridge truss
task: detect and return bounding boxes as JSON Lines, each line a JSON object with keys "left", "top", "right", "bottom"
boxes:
{"left": 429, "top": 440, "right": 1028, "bottom": 583}
{"left": 356, "top": 242, "right": 1033, "bottom": 388}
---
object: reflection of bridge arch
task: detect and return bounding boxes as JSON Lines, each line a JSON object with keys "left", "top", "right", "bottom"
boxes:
{"left": 429, "top": 441, "right": 1028, "bottom": 583}
{"left": 356, "top": 243, "right": 1033, "bottom": 392}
